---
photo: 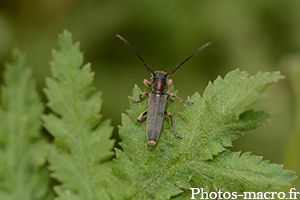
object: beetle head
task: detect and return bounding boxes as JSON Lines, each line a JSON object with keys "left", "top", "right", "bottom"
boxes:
{"left": 151, "top": 71, "right": 169, "bottom": 94}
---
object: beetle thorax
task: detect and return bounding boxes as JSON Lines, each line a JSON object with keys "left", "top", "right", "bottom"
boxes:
{"left": 151, "top": 71, "right": 169, "bottom": 94}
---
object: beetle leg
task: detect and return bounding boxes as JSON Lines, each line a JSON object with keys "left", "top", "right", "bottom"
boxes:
{"left": 137, "top": 111, "right": 147, "bottom": 122}
{"left": 167, "top": 93, "right": 193, "bottom": 104}
{"left": 143, "top": 79, "right": 151, "bottom": 87}
{"left": 132, "top": 92, "right": 148, "bottom": 102}
{"left": 167, "top": 79, "right": 173, "bottom": 86}
{"left": 165, "top": 111, "right": 182, "bottom": 139}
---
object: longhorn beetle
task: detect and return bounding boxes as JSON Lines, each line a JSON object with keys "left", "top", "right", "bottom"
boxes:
{"left": 117, "top": 35, "right": 212, "bottom": 146}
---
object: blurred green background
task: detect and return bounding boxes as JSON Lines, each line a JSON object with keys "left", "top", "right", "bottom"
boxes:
{"left": 0, "top": 0, "right": 299, "bottom": 189}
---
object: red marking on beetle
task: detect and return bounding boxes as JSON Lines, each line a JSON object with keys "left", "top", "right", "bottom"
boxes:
{"left": 157, "top": 81, "right": 162, "bottom": 90}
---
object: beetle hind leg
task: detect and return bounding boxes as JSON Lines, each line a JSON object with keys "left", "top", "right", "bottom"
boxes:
{"left": 165, "top": 111, "right": 182, "bottom": 139}
{"left": 137, "top": 111, "right": 147, "bottom": 122}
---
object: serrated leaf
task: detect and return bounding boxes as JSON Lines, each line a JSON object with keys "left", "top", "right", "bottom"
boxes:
{"left": 110, "top": 69, "right": 295, "bottom": 199}
{"left": 0, "top": 49, "right": 48, "bottom": 200}
{"left": 43, "top": 30, "right": 114, "bottom": 200}
{"left": 189, "top": 151, "right": 295, "bottom": 192}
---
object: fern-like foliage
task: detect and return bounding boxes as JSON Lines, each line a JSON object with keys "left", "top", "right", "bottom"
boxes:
{"left": 109, "top": 70, "right": 296, "bottom": 199}
{"left": 43, "top": 30, "right": 114, "bottom": 200}
{"left": 0, "top": 50, "right": 48, "bottom": 200}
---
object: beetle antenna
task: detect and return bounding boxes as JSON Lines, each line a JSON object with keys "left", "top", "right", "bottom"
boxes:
{"left": 167, "top": 41, "right": 212, "bottom": 75}
{"left": 116, "top": 34, "right": 154, "bottom": 73}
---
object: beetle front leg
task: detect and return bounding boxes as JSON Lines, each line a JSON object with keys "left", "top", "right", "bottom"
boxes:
{"left": 143, "top": 79, "right": 151, "bottom": 87}
{"left": 167, "top": 93, "right": 193, "bottom": 104}
{"left": 137, "top": 111, "right": 147, "bottom": 122}
{"left": 165, "top": 111, "right": 182, "bottom": 139}
{"left": 132, "top": 92, "right": 148, "bottom": 102}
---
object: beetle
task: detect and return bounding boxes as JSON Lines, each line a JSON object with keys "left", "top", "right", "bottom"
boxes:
{"left": 117, "top": 34, "right": 212, "bottom": 146}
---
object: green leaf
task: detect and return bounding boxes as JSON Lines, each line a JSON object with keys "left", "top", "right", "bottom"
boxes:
{"left": 43, "top": 30, "right": 114, "bottom": 200}
{"left": 0, "top": 49, "right": 48, "bottom": 200}
{"left": 189, "top": 150, "right": 295, "bottom": 191}
{"left": 110, "top": 69, "right": 295, "bottom": 199}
